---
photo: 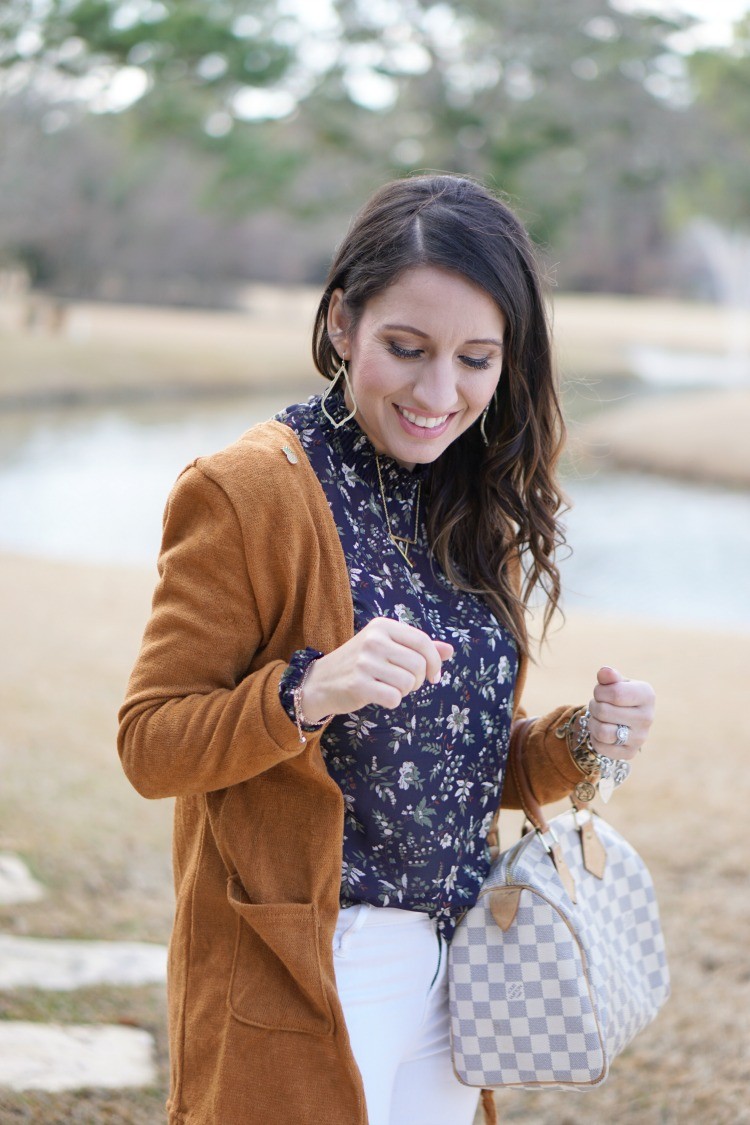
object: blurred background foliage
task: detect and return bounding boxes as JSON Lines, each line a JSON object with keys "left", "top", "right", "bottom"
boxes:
{"left": 0, "top": 0, "right": 749, "bottom": 303}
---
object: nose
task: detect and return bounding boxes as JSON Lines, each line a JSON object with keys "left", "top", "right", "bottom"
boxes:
{"left": 410, "top": 357, "right": 460, "bottom": 415}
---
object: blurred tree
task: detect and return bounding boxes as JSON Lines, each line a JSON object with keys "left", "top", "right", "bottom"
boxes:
{"left": 682, "top": 15, "right": 750, "bottom": 226}
{"left": 0, "top": 0, "right": 310, "bottom": 206}
{"left": 324, "top": 0, "right": 697, "bottom": 290}
{"left": 0, "top": 93, "right": 343, "bottom": 301}
{"left": 1, "top": 0, "right": 748, "bottom": 296}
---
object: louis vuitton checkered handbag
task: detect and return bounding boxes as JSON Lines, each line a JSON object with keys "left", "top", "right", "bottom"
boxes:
{"left": 449, "top": 719, "right": 670, "bottom": 1092}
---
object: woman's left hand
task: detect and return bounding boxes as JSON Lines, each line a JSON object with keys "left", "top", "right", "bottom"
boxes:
{"left": 587, "top": 666, "right": 655, "bottom": 760}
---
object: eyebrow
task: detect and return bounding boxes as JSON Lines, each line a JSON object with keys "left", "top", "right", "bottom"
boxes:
{"left": 382, "top": 323, "right": 503, "bottom": 347}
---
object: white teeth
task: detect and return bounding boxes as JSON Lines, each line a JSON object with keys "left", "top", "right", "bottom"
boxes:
{"left": 400, "top": 408, "right": 449, "bottom": 429}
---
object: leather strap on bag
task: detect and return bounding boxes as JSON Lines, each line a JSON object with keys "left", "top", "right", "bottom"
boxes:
{"left": 499, "top": 715, "right": 577, "bottom": 904}
{"left": 480, "top": 1088, "right": 498, "bottom": 1124}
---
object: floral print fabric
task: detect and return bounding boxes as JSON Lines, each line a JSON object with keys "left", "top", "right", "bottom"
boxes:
{"left": 276, "top": 390, "right": 518, "bottom": 938}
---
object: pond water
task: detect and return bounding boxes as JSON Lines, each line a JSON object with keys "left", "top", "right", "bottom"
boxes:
{"left": 1, "top": 391, "right": 749, "bottom": 631}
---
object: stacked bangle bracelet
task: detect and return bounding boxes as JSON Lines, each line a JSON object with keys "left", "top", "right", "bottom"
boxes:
{"left": 279, "top": 647, "right": 333, "bottom": 744}
{"left": 556, "top": 706, "right": 631, "bottom": 804}
{"left": 291, "top": 659, "right": 332, "bottom": 744}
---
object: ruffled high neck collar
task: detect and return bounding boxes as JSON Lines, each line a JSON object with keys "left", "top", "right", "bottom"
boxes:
{"left": 319, "top": 386, "right": 431, "bottom": 496}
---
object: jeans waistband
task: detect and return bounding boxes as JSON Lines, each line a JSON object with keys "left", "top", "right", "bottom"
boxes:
{"left": 336, "top": 903, "right": 433, "bottom": 930}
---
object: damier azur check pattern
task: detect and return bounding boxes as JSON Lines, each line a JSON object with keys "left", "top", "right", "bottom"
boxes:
{"left": 449, "top": 809, "right": 670, "bottom": 1089}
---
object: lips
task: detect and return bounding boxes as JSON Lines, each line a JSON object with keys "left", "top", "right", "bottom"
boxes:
{"left": 398, "top": 407, "right": 450, "bottom": 428}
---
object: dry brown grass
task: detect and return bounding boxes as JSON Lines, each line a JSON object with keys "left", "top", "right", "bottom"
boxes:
{"left": 1, "top": 290, "right": 747, "bottom": 1121}
{"left": 1, "top": 552, "right": 748, "bottom": 1123}
{"left": 5, "top": 287, "right": 749, "bottom": 489}
{"left": 553, "top": 293, "right": 735, "bottom": 382}
{"left": 6, "top": 287, "right": 749, "bottom": 492}
{"left": 570, "top": 388, "right": 750, "bottom": 489}
{"left": 0, "top": 289, "right": 320, "bottom": 403}
{"left": 0, "top": 289, "right": 736, "bottom": 402}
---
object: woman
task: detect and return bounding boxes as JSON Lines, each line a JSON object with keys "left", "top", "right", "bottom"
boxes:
{"left": 118, "top": 174, "right": 655, "bottom": 1125}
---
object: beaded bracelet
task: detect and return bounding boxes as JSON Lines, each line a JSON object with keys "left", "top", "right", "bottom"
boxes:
{"left": 279, "top": 647, "right": 333, "bottom": 744}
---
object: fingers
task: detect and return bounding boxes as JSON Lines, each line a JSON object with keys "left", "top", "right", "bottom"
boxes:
{"left": 434, "top": 640, "right": 455, "bottom": 662}
{"left": 379, "top": 649, "right": 429, "bottom": 697}
{"left": 363, "top": 618, "right": 452, "bottom": 687}
{"left": 588, "top": 671, "right": 655, "bottom": 758}
{"left": 586, "top": 714, "right": 642, "bottom": 760}
{"left": 309, "top": 617, "right": 454, "bottom": 716}
{"left": 589, "top": 701, "right": 652, "bottom": 730}
{"left": 596, "top": 665, "right": 626, "bottom": 687}
{"left": 367, "top": 679, "right": 410, "bottom": 711}
{"left": 593, "top": 677, "right": 654, "bottom": 709}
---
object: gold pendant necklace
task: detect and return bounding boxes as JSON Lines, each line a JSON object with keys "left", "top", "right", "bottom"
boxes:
{"left": 375, "top": 454, "right": 421, "bottom": 568}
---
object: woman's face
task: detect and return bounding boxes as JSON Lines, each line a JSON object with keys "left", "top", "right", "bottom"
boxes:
{"left": 327, "top": 265, "right": 505, "bottom": 470}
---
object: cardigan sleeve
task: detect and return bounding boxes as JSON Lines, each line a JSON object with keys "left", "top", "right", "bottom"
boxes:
{"left": 500, "top": 706, "right": 584, "bottom": 809}
{"left": 118, "top": 463, "right": 314, "bottom": 799}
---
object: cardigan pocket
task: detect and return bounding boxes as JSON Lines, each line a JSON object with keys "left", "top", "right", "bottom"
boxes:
{"left": 226, "top": 876, "right": 334, "bottom": 1036}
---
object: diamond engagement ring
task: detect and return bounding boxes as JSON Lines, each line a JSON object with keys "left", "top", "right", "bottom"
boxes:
{"left": 614, "top": 724, "right": 630, "bottom": 747}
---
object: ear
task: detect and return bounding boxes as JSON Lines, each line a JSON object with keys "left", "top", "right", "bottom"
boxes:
{"left": 327, "top": 288, "right": 350, "bottom": 359}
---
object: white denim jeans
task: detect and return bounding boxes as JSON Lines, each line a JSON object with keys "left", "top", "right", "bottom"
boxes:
{"left": 333, "top": 904, "right": 480, "bottom": 1125}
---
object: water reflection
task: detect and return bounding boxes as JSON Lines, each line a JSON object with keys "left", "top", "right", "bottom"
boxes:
{"left": 0, "top": 394, "right": 285, "bottom": 567}
{"left": 1, "top": 394, "right": 748, "bottom": 629}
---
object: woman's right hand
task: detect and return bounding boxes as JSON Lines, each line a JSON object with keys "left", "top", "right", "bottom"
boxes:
{"left": 301, "top": 617, "right": 454, "bottom": 722}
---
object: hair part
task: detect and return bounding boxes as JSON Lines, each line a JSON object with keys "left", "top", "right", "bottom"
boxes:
{"left": 311, "top": 174, "right": 568, "bottom": 653}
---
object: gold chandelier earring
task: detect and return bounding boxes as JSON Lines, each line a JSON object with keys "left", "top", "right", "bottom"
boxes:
{"left": 479, "top": 387, "right": 499, "bottom": 446}
{"left": 479, "top": 402, "right": 491, "bottom": 446}
{"left": 321, "top": 355, "right": 358, "bottom": 429}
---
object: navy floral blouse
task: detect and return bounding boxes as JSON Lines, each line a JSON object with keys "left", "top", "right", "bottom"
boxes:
{"left": 276, "top": 389, "right": 518, "bottom": 938}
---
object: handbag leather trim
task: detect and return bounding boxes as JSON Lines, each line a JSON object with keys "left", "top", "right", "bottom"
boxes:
{"left": 488, "top": 887, "right": 521, "bottom": 932}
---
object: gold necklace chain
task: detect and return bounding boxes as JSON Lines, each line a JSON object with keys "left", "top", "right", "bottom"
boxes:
{"left": 375, "top": 454, "right": 421, "bottom": 568}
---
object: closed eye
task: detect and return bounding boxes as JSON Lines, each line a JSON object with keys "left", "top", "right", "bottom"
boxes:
{"left": 459, "top": 355, "right": 492, "bottom": 370}
{"left": 388, "top": 341, "right": 423, "bottom": 360}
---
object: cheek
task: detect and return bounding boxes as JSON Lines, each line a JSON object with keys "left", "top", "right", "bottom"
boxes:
{"left": 465, "top": 373, "right": 500, "bottom": 410}
{"left": 352, "top": 348, "right": 403, "bottom": 400}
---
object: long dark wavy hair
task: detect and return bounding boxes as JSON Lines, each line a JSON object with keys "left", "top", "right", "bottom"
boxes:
{"left": 312, "top": 174, "right": 567, "bottom": 655}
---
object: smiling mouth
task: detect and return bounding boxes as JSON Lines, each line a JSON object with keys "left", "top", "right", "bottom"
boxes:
{"left": 397, "top": 406, "right": 452, "bottom": 429}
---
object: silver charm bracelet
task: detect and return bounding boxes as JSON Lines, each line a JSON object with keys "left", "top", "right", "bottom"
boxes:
{"left": 557, "top": 707, "right": 631, "bottom": 804}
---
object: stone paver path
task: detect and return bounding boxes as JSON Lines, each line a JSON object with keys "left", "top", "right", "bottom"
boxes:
{"left": 0, "top": 852, "right": 165, "bottom": 1093}
{"left": 0, "top": 852, "right": 45, "bottom": 905}
{"left": 0, "top": 1022, "right": 157, "bottom": 1091}
{"left": 0, "top": 933, "right": 167, "bottom": 991}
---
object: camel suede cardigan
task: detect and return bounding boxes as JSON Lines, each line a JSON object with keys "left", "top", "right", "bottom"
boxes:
{"left": 118, "top": 419, "right": 582, "bottom": 1125}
